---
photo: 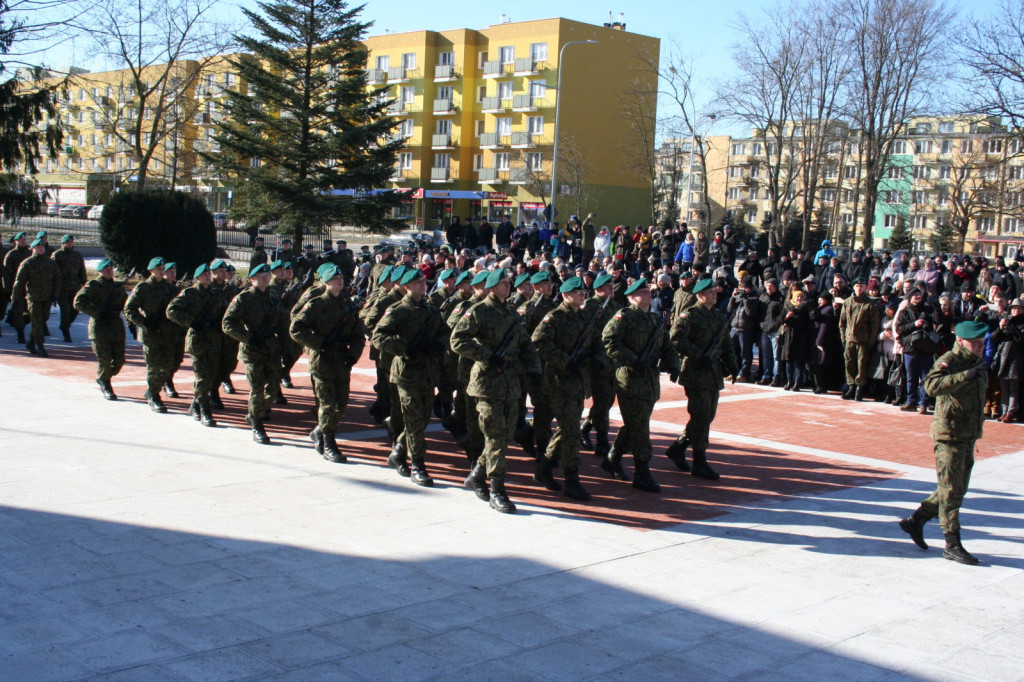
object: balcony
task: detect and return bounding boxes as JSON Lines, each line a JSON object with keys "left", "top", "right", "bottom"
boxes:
{"left": 478, "top": 167, "right": 509, "bottom": 183}
{"left": 433, "top": 98, "right": 456, "bottom": 115}
{"left": 366, "top": 68, "right": 386, "bottom": 84}
{"left": 511, "top": 132, "right": 537, "bottom": 148}
{"left": 480, "top": 132, "right": 508, "bottom": 149}
{"left": 434, "top": 64, "right": 458, "bottom": 81}
{"left": 431, "top": 167, "right": 453, "bottom": 182}
{"left": 387, "top": 66, "right": 413, "bottom": 82}
{"left": 482, "top": 61, "right": 506, "bottom": 78}
{"left": 513, "top": 58, "right": 543, "bottom": 75}
{"left": 387, "top": 101, "right": 414, "bottom": 116}
{"left": 431, "top": 134, "right": 455, "bottom": 149}
{"left": 481, "top": 96, "right": 507, "bottom": 113}
{"left": 390, "top": 168, "right": 415, "bottom": 182}
{"left": 512, "top": 94, "right": 538, "bottom": 112}
{"left": 509, "top": 167, "right": 532, "bottom": 184}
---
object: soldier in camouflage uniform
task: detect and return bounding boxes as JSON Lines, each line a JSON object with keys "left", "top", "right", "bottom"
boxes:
{"left": 210, "top": 260, "right": 241, "bottom": 406}
{"left": 366, "top": 266, "right": 408, "bottom": 445}
{"left": 361, "top": 265, "right": 397, "bottom": 424}
{"left": 166, "top": 263, "right": 225, "bottom": 427}
{"left": 290, "top": 263, "right": 366, "bottom": 463}
{"left": 249, "top": 236, "right": 269, "bottom": 273}
{"left": 371, "top": 269, "right": 448, "bottom": 486}
{"left": 602, "top": 278, "right": 680, "bottom": 492}
{"left": 451, "top": 269, "right": 541, "bottom": 513}
{"left": 445, "top": 271, "right": 485, "bottom": 450}
{"left": 74, "top": 258, "right": 127, "bottom": 400}
{"left": 52, "top": 234, "right": 86, "bottom": 342}
{"left": 579, "top": 272, "right": 621, "bottom": 459}
{"left": 530, "top": 276, "right": 600, "bottom": 501}
{"left": 899, "top": 320, "right": 989, "bottom": 565}
{"left": 428, "top": 267, "right": 460, "bottom": 421}
{"left": 367, "top": 245, "right": 395, "bottom": 297}
{"left": 124, "top": 257, "right": 177, "bottom": 412}
{"left": 161, "top": 263, "right": 187, "bottom": 399}
{"left": 223, "top": 263, "right": 285, "bottom": 444}
{"left": 669, "top": 277, "right": 739, "bottom": 480}
{"left": 508, "top": 273, "right": 534, "bottom": 309}
{"left": 267, "top": 260, "right": 305, "bottom": 399}
{"left": 13, "top": 237, "right": 61, "bottom": 356}
{"left": 4, "top": 231, "right": 32, "bottom": 343}
{"left": 839, "top": 276, "right": 882, "bottom": 401}
{"left": 518, "top": 270, "right": 559, "bottom": 454}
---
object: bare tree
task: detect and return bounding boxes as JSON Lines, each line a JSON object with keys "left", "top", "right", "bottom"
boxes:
{"left": 85, "top": 0, "right": 236, "bottom": 189}
{"left": 843, "top": 0, "right": 952, "bottom": 248}
{"left": 556, "top": 131, "right": 594, "bottom": 221}
{"left": 958, "top": 0, "right": 1024, "bottom": 135}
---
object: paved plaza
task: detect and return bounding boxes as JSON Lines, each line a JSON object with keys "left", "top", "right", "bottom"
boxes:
{"left": 1, "top": 316, "right": 1023, "bottom": 681}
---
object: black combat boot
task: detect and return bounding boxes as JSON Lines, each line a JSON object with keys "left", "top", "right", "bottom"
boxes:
{"left": 579, "top": 418, "right": 594, "bottom": 451}
{"left": 281, "top": 372, "right": 293, "bottom": 389}
{"left": 562, "top": 468, "right": 591, "bottom": 501}
{"left": 841, "top": 386, "right": 856, "bottom": 400}
{"left": 97, "top": 378, "right": 117, "bottom": 401}
{"left": 535, "top": 435, "right": 551, "bottom": 463}
{"left": 899, "top": 506, "right": 932, "bottom": 550}
{"left": 368, "top": 400, "right": 383, "bottom": 424}
{"left": 387, "top": 443, "right": 411, "bottom": 477}
{"left": 513, "top": 423, "right": 536, "bottom": 458}
{"left": 146, "top": 391, "right": 167, "bottom": 414}
{"left": 221, "top": 379, "right": 236, "bottom": 395}
{"left": 309, "top": 426, "right": 325, "bottom": 455}
{"left": 199, "top": 400, "right": 216, "bottom": 427}
{"left": 251, "top": 417, "right": 270, "bottom": 444}
{"left": 209, "top": 388, "right": 224, "bottom": 410}
{"left": 410, "top": 459, "right": 434, "bottom": 487}
{"left": 432, "top": 394, "right": 444, "bottom": 419}
{"left": 594, "top": 429, "right": 611, "bottom": 459}
{"left": 188, "top": 400, "right": 201, "bottom": 421}
{"left": 383, "top": 416, "right": 398, "bottom": 446}
{"left": 62, "top": 328, "right": 72, "bottom": 343}
{"left": 489, "top": 475, "right": 516, "bottom": 514}
{"left": 665, "top": 436, "right": 691, "bottom": 472}
{"left": 690, "top": 450, "right": 720, "bottom": 480}
{"left": 274, "top": 389, "right": 287, "bottom": 405}
{"left": 943, "top": 531, "right": 979, "bottom": 565}
{"left": 533, "top": 456, "right": 563, "bottom": 491}
{"left": 631, "top": 458, "right": 661, "bottom": 493}
{"left": 163, "top": 379, "right": 178, "bottom": 398}
{"left": 36, "top": 342, "right": 48, "bottom": 358}
{"left": 600, "top": 443, "right": 630, "bottom": 481}
{"left": 322, "top": 433, "right": 346, "bottom": 463}
{"left": 26, "top": 338, "right": 38, "bottom": 355}
{"left": 16, "top": 328, "right": 25, "bottom": 344}
{"left": 464, "top": 460, "right": 490, "bottom": 501}
{"left": 854, "top": 385, "right": 864, "bottom": 402}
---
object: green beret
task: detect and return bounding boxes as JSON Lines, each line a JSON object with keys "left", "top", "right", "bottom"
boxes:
{"left": 624, "top": 278, "right": 648, "bottom": 296}
{"left": 594, "top": 273, "right": 612, "bottom": 288}
{"left": 60, "top": 234, "right": 74, "bottom": 243}
{"left": 851, "top": 276, "right": 867, "bottom": 285}
{"left": 456, "top": 271, "right": 473, "bottom": 286}
{"left": 30, "top": 237, "right": 43, "bottom": 248}
{"left": 211, "top": 259, "right": 227, "bottom": 270}
{"left": 316, "top": 263, "right": 334, "bottom": 280}
{"left": 559, "top": 276, "right": 585, "bottom": 293}
{"left": 13, "top": 231, "right": 26, "bottom": 239}
{"left": 692, "top": 277, "right": 714, "bottom": 294}
{"left": 194, "top": 263, "right": 211, "bottom": 278}
{"left": 96, "top": 258, "right": 113, "bottom": 271}
{"left": 164, "top": 262, "right": 177, "bottom": 271}
{"left": 471, "top": 271, "right": 489, "bottom": 286}
{"left": 514, "top": 273, "right": 531, "bottom": 288}
{"left": 280, "top": 237, "right": 292, "bottom": 244}
{"left": 400, "top": 268, "right": 423, "bottom": 285}
{"left": 530, "top": 271, "right": 552, "bottom": 285}
{"left": 249, "top": 263, "right": 269, "bottom": 277}
{"left": 377, "top": 265, "right": 394, "bottom": 284}
{"left": 270, "top": 259, "right": 285, "bottom": 271}
{"left": 954, "top": 320, "right": 988, "bottom": 340}
{"left": 390, "top": 265, "right": 407, "bottom": 283}
{"left": 147, "top": 256, "right": 165, "bottom": 271}
{"left": 438, "top": 268, "right": 456, "bottom": 281}
{"left": 485, "top": 268, "right": 507, "bottom": 289}
{"left": 36, "top": 230, "right": 47, "bottom": 238}
{"left": 320, "top": 263, "right": 341, "bottom": 282}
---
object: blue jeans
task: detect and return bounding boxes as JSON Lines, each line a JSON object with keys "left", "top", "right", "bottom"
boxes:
{"left": 759, "top": 331, "right": 784, "bottom": 381}
{"left": 904, "top": 353, "right": 934, "bottom": 406}
{"left": 732, "top": 328, "right": 756, "bottom": 380}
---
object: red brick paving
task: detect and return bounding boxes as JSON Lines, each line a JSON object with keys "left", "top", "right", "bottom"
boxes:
{"left": 3, "top": 332, "right": 1021, "bottom": 530}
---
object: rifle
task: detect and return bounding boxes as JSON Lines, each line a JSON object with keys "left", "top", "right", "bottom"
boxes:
{"left": 98, "top": 267, "right": 135, "bottom": 321}
{"left": 404, "top": 308, "right": 442, "bottom": 358}
{"left": 567, "top": 295, "right": 611, "bottom": 365}
{"left": 490, "top": 298, "right": 537, "bottom": 366}
{"left": 698, "top": 315, "right": 731, "bottom": 364}
{"left": 634, "top": 315, "right": 662, "bottom": 372}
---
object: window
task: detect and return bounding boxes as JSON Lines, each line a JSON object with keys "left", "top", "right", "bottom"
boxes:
{"left": 399, "top": 119, "right": 414, "bottom": 138}
{"left": 473, "top": 154, "right": 483, "bottom": 170}
{"left": 886, "top": 165, "right": 903, "bottom": 179}
{"left": 401, "top": 53, "right": 416, "bottom": 70}
{"left": 478, "top": 51, "right": 488, "bottom": 69}
{"left": 436, "top": 85, "right": 453, "bottom": 101}
{"left": 433, "top": 153, "right": 450, "bottom": 169}
{"left": 1007, "top": 191, "right": 1024, "bottom": 207}
{"left": 915, "top": 140, "right": 934, "bottom": 154}
{"left": 438, "top": 51, "right": 454, "bottom": 66}
{"left": 982, "top": 165, "right": 999, "bottom": 180}
{"left": 912, "top": 165, "right": 931, "bottom": 179}
{"left": 496, "top": 117, "right": 511, "bottom": 136}
{"left": 78, "top": 88, "right": 86, "bottom": 100}
{"left": 499, "top": 46, "right": 514, "bottom": 64}
{"left": 821, "top": 189, "right": 837, "bottom": 201}
{"left": 912, "top": 191, "right": 926, "bottom": 204}
{"left": 793, "top": 126, "right": 804, "bottom": 137}
{"left": 883, "top": 214, "right": 899, "bottom": 228}
{"left": 727, "top": 166, "right": 744, "bottom": 178}
{"left": 751, "top": 143, "right": 763, "bottom": 155}
{"left": 397, "top": 152, "right": 412, "bottom": 169}
{"left": 843, "top": 213, "right": 855, "bottom": 225}
{"left": 823, "top": 166, "right": 838, "bottom": 180}
{"left": 527, "top": 116, "right": 544, "bottom": 135}
{"left": 226, "top": 73, "right": 236, "bottom": 87}
{"left": 748, "top": 188, "right": 758, "bottom": 200}
{"left": 891, "top": 140, "right": 907, "bottom": 154}
{"left": 477, "top": 85, "right": 486, "bottom": 102}
{"left": 77, "top": 110, "right": 85, "bottom": 123}
{"left": 475, "top": 120, "right": 485, "bottom": 137}
{"left": 1005, "top": 218, "right": 1022, "bottom": 233}
{"left": 525, "top": 152, "right": 542, "bottom": 171}
{"left": 1010, "top": 166, "right": 1024, "bottom": 180}
{"left": 885, "top": 190, "right": 902, "bottom": 204}
{"left": 376, "top": 55, "right": 390, "bottom": 71}
{"left": 977, "top": 216, "right": 994, "bottom": 232}
{"left": 530, "top": 43, "right": 548, "bottom": 61}
{"left": 986, "top": 139, "right": 1003, "bottom": 154}
{"left": 750, "top": 164, "right": 760, "bottom": 178}
{"left": 105, "top": 85, "right": 114, "bottom": 99}
{"left": 497, "top": 81, "right": 513, "bottom": 100}
{"left": 494, "top": 152, "right": 510, "bottom": 170}
{"left": 937, "top": 191, "right": 948, "bottom": 206}
{"left": 939, "top": 121, "right": 955, "bottom": 133}
{"left": 727, "top": 187, "right": 743, "bottom": 200}
{"left": 825, "top": 141, "right": 841, "bottom": 154}
{"left": 961, "top": 140, "right": 974, "bottom": 154}
{"left": 435, "top": 119, "right": 452, "bottom": 135}
{"left": 1011, "top": 139, "right": 1023, "bottom": 154}
{"left": 915, "top": 123, "right": 933, "bottom": 134}
{"left": 843, "top": 165, "right": 858, "bottom": 179}
{"left": 941, "top": 140, "right": 953, "bottom": 154}
{"left": 400, "top": 86, "right": 414, "bottom": 103}
{"left": 939, "top": 165, "right": 951, "bottom": 179}
{"left": 529, "top": 80, "right": 546, "bottom": 99}
{"left": 913, "top": 216, "right": 928, "bottom": 230}
{"left": 731, "top": 143, "right": 745, "bottom": 156}
{"left": 842, "top": 189, "right": 856, "bottom": 203}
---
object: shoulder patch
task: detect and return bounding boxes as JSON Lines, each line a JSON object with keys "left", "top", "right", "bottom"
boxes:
{"left": 614, "top": 312, "right": 623, "bottom": 319}
{"left": 541, "top": 314, "right": 552, "bottom": 323}
{"left": 679, "top": 310, "right": 689, "bottom": 318}
{"left": 940, "top": 362, "right": 949, "bottom": 368}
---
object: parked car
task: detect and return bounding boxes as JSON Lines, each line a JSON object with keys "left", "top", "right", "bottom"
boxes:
{"left": 59, "top": 205, "right": 88, "bottom": 218}
{"left": 46, "top": 204, "right": 63, "bottom": 216}
{"left": 87, "top": 205, "right": 104, "bottom": 220}
{"left": 212, "top": 212, "right": 228, "bottom": 229}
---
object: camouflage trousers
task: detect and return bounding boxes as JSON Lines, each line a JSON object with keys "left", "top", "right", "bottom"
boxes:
{"left": 190, "top": 348, "right": 221, "bottom": 401}
{"left": 27, "top": 299, "right": 52, "bottom": 344}
{"left": 397, "top": 383, "right": 434, "bottom": 463}
{"left": 543, "top": 390, "right": 584, "bottom": 469}
{"left": 92, "top": 326, "right": 126, "bottom": 382}
{"left": 218, "top": 336, "right": 240, "bottom": 385}
{"left": 57, "top": 291, "right": 79, "bottom": 333}
{"left": 243, "top": 353, "right": 280, "bottom": 420}
{"left": 682, "top": 386, "right": 721, "bottom": 456}
{"left": 920, "top": 440, "right": 975, "bottom": 534}
{"left": 615, "top": 395, "right": 655, "bottom": 462}
{"left": 313, "top": 373, "right": 351, "bottom": 433}
{"left": 476, "top": 397, "right": 517, "bottom": 478}
{"left": 586, "top": 372, "right": 616, "bottom": 433}
{"left": 142, "top": 339, "right": 178, "bottom": 398}
{"left": 844, "top": 341, "right": 872, "bottom": 387}
{"left": 530, "top": 388, "right": 553, "bottom": 443}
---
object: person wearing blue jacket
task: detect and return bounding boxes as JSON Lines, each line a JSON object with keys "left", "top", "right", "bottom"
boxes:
{"left": 814, "top": 239, "right": 836, "bottom": 264}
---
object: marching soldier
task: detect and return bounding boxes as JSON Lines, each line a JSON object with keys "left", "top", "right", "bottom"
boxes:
{"left": 430, "top": 268, "right": 460, "bottom": 422}
{"left": 249, "top": 236, "right": 269, "bottom": 273}
{"left": 52, "top": 234, "right": 86, "bottom": 342}
{"left": 161, "top": 262, "right": 187, "bottom": 399}
{"left": 267, "top": 260, "right": 304, "bottom": 398}
{"left": 361, "top": 264, "right": 398, "bottom": 424}
{"left": 508, "top": 272, "right": 534, "bottom": 309}
{"left": 530, "top": 276, "right": 600, "bottom": 501}
{"left": 12, "top": 237, "right": 61, "bottom": 356}
{"left": 365, "top": 265, "right": 407, "bottom": 444}
{"left": 210, "top": 260, "right": 241, "bottom": 406}
{"left": 166, "top": 263, "right": 225, "bottom": 427}
{"left": 3, "top": 231, "right": 31, "bottom": 343}
{"left": 451, "top": 269, "right": 541, "bottom": 513}
{"left": 123, "top": 257, "right": 177, "bottom": 412}
{"left": 518, "top": 270, "right": 559, "bottom": 454}
{"left": 602, "top": 278, "right": 679, "bottom": 492}
{"left": 448, "top": 271, "right": 491, "bottom": 459}
{"left": 579, "top": 272, "right": 621, "bottom": 459}
{"left": 668, "top": 277, "right": 738, "bottom": 480}
{"left": 73, "top": 259, "right": 128, "bottom": 399}
{"left": 223, "top": 263, "right": 285, "bottom": 444}
{"left": 290, "top": 263, "right": 366, "bottom": 463}
{"left": 371, "top": 269, "right": 448, "bottom": 486}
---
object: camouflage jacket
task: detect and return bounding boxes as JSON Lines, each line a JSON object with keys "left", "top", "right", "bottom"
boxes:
{"left": 290, "top": 290, "right": 365, "bottom": 379}
{"left": 13, "top": 253, "right": 61, "bottom": 303}
{"left": 222, "top": 286, "right": 285, "bottom": 361}
{"left": 518, "top": 291, "right": 557, "bottom": 336}
{"left": 839, "top": 293, "right": 882, "bottom": 345}
{"left": 925, "top": 342, "right": 988, "bottom": 442}
{"left": 452, "top": 293, "right": 540, "bottom": 400}
{"left": 2, "top": 245, "right": 30, "bottom": 291}
{"left": 124, "top": 276, "right": 176, "bottom": 344}
{"left": 166, "top": 282, "right": 225, "bottom": 353}
{"left": 603, "top": 304, "right": 678, "bottom": 400}
{"left": 532, "top": 301, "right": 599, "bottom": 398}
{"left": 73, "top": 276, "right": 127, "bottom": 339}
{"left": 582, "top": 294, "right": 621, "bottom": 376}
{"left": 52, "top": 247, "right": 87, "bottom": 294}
{"left": 372, "top": 295, "right": 446, "bottom": 387}
{"left": 670, "top": 302, "right": 737, "bottom": 390}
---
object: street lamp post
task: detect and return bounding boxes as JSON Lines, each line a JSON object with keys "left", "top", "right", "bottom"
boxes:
{"left": 549, "top": 39, "right": 597, "bottom": 226}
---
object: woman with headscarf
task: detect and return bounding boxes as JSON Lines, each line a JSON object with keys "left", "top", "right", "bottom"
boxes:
{"left": 780, "top": 288, "right": 814, "bottom": 391}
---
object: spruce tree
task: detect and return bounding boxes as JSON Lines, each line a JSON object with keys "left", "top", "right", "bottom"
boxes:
{"left": 887, "top": 215, "right": 912, "bottom": 251}
{"left": 210, "top": 0, "right": 403, "bottom": 245}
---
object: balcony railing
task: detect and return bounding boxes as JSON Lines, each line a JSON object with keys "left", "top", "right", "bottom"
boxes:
{"left": 387, "top": 66, "right": 412, "bottom": 82}
{"left": 480, "top": 132, "right": 508, "bottom": 149}
{"left": 431, "top": 134, "right": 454, "bottom": 148}
{"left": 482, "top": 61, "right": 504, "bottom": 78}
{"left": 431, "top": 167, "right": 452, "bottom": 182}
{"left": 478, "top": 167, "right": 507, "bottom": 183}
{"left": 512, "top": 94, "right": 538, "bottom": 111}
{"left": 509, "top": 167, "right": 531, "bottom": 184}
{"left": 481, "top": 96, "right": 505, "bottom": 113}
{"left": 513, "top": 58, "right": 543, "bottom": 75}
{"left": 433, "top": 98, "right": 456, "bottom": 114}
{"left": 434, "top": 64, "right": 458, "bottom": 80}
{"left": 366, "top": 68, "right": 386, "bottom": 84}
{"left": 390, "top": 168, "right": 414, "bottom": 181}
{"left": 511, "top": 132, "right": 536, "bottom": 148}
{"left": 387, "top": 101, "right": 415, "bottom": 115}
